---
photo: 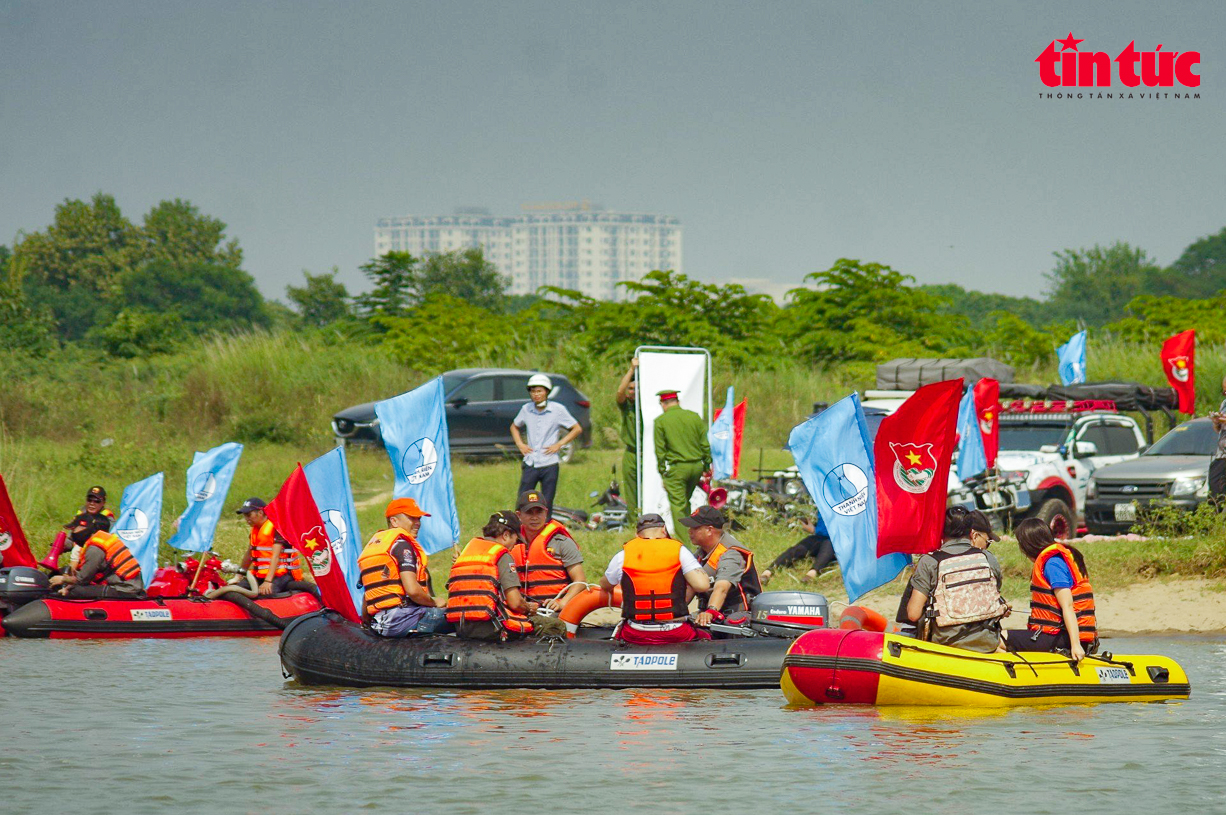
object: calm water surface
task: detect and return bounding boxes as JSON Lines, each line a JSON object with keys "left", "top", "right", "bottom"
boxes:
{"left": 2, "top": 635, "right": 1223, "bottom": 815}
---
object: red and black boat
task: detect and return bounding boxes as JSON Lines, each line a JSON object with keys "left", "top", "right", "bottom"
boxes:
{"left": 0, "top": 565, "right": 322, "bottom": 639}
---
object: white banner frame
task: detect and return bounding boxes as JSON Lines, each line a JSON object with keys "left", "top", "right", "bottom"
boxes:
{"left": 634, "top": 345, "right": 711, "bottom": 534}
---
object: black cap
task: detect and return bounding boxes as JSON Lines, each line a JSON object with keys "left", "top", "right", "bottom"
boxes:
{"left": 517, "top": 490, "right": 548, "bottom": 511}
{"left": 86, "top": 486, "right": 106, "bottom": 501}
{"left": 488, "top": 511, "right": 521, "bottom": 534}
{"left": 679, "top": 505, "right": 726, "bottom": 529}
{"left": 636, "top": 513, "right": 667, "bottom": 532}
{"left": 236, "top": 497, "right": 266, "bottom": 515}
{"left": 966, "top": 510, "right": 1001, "bottom": 542}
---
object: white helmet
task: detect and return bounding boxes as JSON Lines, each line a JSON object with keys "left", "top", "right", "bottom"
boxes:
{"left": 526, "top": 374, "right": 553, "bottom": 391}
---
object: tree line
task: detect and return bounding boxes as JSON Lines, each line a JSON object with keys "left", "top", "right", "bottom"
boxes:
{"left": 4, "top": 192, "right": 1226, "bottom": 369}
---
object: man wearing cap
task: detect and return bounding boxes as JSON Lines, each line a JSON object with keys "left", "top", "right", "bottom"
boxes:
{"left": 510, "top": 373, "right": 583, "bottom": 514}
{"left": 680, "top": 506, "right": 762, "bottom": 623}
{"left": 514, "top": 490, "right": 586, "bottom": 610}
{"left": 357, "top": 498, "right": 451, "bottom": 637}
{"left": 653, "top": 390, "right": 711, "bottom": 532}
{"left": 899, "top": 508, "right": 1007, "bottom": 653}
{"left": 236, "top": 497, "right": 305, "bottom": 596}
{"left": 61, "top": 486, "right": 116, "bottom": 573}
{"left": 598, "top": 513, "right": 714, "bottom": 644}
{"left": 447, "top": 511, "right": 539, "bottom": 641}
{"left": 615, "top": 358, "right": 641, "bottom": 516}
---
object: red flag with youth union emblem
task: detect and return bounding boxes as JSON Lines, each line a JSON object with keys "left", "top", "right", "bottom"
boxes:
{"left": 1160, "top": 329, "right": 1196, "bottom": 414}
{"left": 265, "top": 464, "right": 360, "bottom": 623}
{"left": 972, "top": 378, "right": 1000, "bottom": 468}
{"left": 875, "top": 379, "right": 963, "bottom": 557}
{"left": 0, "top": 474, "right": 37, "bottom": 568}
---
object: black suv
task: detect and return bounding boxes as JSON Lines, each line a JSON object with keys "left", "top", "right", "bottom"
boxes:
{"left": 331, "top": 368, "right": 592, "bottom": 460}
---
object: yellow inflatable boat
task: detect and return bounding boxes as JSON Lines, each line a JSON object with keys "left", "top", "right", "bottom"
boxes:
{"left": 781, "top": 629, "right": 1191, "bottom": 707}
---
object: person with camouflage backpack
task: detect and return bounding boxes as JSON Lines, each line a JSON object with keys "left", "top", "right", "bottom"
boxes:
{"left": 895, "top": 507, "right": 1008, "bottom": 653}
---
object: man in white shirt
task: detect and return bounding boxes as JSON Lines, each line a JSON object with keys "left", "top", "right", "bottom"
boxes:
{"left": 599, "top": 513, "right": 713, "bottom": 644}
{"left": 510, "top": 374, "right": 583, "bottom": 514}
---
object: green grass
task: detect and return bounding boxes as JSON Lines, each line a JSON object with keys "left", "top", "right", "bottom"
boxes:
{"left": 3, "top": 328, "right": 1225, "bottom": 602}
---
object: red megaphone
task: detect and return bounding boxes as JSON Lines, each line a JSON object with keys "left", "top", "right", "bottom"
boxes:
{"left": 707, "top": 488, "right": 728, "bottom": 510}
{"left": 39, "top": 531, "right": 68, "bottom": 572}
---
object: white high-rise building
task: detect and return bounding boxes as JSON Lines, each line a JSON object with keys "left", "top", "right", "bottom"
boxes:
{"left": 374, "top": 202, "right": 682, "bottom": 301}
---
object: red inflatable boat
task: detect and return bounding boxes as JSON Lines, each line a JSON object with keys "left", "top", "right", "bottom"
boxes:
{"left": 0, "top": 565, "right": 323, "bottom": 639}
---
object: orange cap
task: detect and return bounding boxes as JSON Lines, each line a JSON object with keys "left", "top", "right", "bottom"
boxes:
{"left": 386, "top": 497, "right": 430, "bottom": 519}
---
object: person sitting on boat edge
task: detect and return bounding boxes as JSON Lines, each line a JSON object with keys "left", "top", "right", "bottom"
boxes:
{"left": 680, "top": 505, "right": 762, "bottom": 626}
{"left": 896, "top": 507, "right": 1008, "bottom": 654}
{"left": 1004, "top": 518, "right": 1097, "bottom": 661}
{"left": 358, "top": 498, "right": 451, "bottom": 637}
{"left": 235, "top": 497, "right": 308, "bottom": 596}
{"left": 599, "top": 513, "right": 714, "bottom": 644}
{"left": 62, "top": 485, "right": 116, "bottom": 573}
{"left": 513, "top": 490, "right": 586, "bottom": 612}
{"left": 48, "top": 529, "right": 144, "bottom": 599}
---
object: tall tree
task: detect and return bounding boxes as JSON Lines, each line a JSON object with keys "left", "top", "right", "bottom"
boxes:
{"left": 115, "top": 260, "right": 269, "bottom": 334}
{"left": 355, "top": 248, "right": 510, "bottom": 318}
{"left": 286, "top": 268, "right": 351, "bottom": 327}
{"left": 1164, "top": 226, "right": 1226, "bottom": 299}
{"left": 138, "top": 198, "right": 243, "bottom": 270}
{"left": 1043, "top": 242, "right": 1161, "bottom": 326}
{"left": 355, "top": 251, "right": 419, "bottom": 319}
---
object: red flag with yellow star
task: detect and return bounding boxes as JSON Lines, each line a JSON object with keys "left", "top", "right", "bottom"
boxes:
{"left": 1160, "top": 329, "right": 1196, "bottom": 414}
{"left": 972, "top": 378, "right": 1000, "bottom": 468}
{"left": 875, "top": 379, "right": 962, "bottom": 556}
{"left": 265, "top": 464, "right": 359, "bottom": 623}
{"left": 0, "top": 474, "right": 36, "bottom": 569}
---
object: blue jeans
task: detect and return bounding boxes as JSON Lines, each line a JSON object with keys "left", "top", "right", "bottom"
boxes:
{"left": 370, "top": 606, "right": 454, "bottom": 637}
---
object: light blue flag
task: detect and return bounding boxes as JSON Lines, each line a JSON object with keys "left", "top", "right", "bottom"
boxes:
{"left": 375, "top": 376, "right": 461, "bottom": 554}
{"left": 1057, "top": 330, "right": 1087, "bottom": 385}
{"left": 304, "top": 446, "right": 364, "bottom": 613}
{"left": 787, "top": 393, "right": 908, "bottom": 603}
{"left": 956, "top": 384, "right": 988, "bottom": 481}
{"left": 709, "top": 386, "right": 735, "bottom": 480}
{"left": 112, "top": 472, "right": 164, "bottom": 587}
{"left": 167, "top": 442, "right": 243, "bottom": 553}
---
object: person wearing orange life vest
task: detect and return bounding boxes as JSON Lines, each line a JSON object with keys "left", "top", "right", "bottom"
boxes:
{"left": 447, "top": 511, "right": 538, "bottom": 641}
{"left": 61, "top": 485, "right": 116, "bottom": 573}
{"left": 235, "top": 497, "right": 305, "bottom": 596}
{"left": 680, "top": 506, "right": 762, "bottom": 625}
{"left": 598, "top": 513, "right": 714, "bottom": 644}
{"left": 1004, "top": 518, "right": 1098, "bottom": 661}
{"left": 513, "top": 490, "right": 586, "bottom": 611}
{"left": 358, "top": 498, "right": 451, "bottom": 637}
{"left": 48, "top": 530, "right": 144, "bottom": 599}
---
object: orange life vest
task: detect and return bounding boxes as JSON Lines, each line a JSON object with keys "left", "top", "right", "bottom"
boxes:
{"left": 1028, "top": 543, "right": 1097, "bottom": 643}
{"left": 358, "top": 528, "right": 430, "bottom": 618}
{"left": 445, "top": 538, "right": 533, "bottom": 635}
{"left": 620, "top": 537, "right": 688, "bottom": 624}
{"left": 698, "top": 542, "right": 762, "bottom": 613}
{"left": 248, "top": 520, "right": 304, "bottom": 580}
{"left": 519, "top": 520, "right": 575, "bottom": 603}
{"left": 80, "top": 531, "right": 142, "bottom": 583}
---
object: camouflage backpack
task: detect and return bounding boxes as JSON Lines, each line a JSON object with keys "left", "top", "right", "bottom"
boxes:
{"left": 930, "top": 551, "right": 1007, "bottom": 627}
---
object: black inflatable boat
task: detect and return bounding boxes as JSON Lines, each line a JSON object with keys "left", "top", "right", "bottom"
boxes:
{"left": 279, "top": 591, "right": 831, "bottom": 690}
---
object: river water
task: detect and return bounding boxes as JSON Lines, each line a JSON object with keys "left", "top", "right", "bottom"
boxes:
{"left": 2, "top": 634, "right": 1223, "bottom": 815}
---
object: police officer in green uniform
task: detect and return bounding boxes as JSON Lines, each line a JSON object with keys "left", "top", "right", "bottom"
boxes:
{"left": 653, "top": 389, "right": 711, "bottom": 533}
{"left": 615, "top": 358, "right": 640, "bottom": 516}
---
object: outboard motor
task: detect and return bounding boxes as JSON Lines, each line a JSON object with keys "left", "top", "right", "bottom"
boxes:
{"left": 0, "top": 566, "right": 52, "bottom": 613}
{"left": 747, "top": 591, "right": 829, "bottom": 638}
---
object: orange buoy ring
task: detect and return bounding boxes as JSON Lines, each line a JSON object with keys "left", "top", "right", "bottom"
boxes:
{"left": 838, "top": 605, "right": 887, "bottom": 632}
{"left": 558, "top": 586, "right": 622, "bottom": 637}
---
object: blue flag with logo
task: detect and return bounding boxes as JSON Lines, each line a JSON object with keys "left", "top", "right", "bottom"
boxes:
{"left": 304, "top": 445, "right": 364, "bottom": 613}
{"left": 956, "top": 384, "right": 988, "bottom": 481}
{"left": 168, "top": 442, "right": 243, "bottom": 553}
{"left": 375, "top": 376, "right": 461, "bottom": 554}
{"left": 112, "top": 472, "right": 164, "bottom": 587}
{"left": 709, "top": 386, "right": 735, "bottom": 480}
{"left": 1057, "top": 330, "right": 1087, "bottom": 385}
{"left": 787, "top": 393, "right": 907, "bottom": 603}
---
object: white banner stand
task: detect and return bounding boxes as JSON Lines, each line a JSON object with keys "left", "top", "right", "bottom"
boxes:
{"left": 634, "top": 345, "right": 711, "bottom": 535}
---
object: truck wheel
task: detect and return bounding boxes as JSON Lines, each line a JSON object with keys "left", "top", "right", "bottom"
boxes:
{"left": 1034, "top": 499, "right": 1073, "bottom": 539}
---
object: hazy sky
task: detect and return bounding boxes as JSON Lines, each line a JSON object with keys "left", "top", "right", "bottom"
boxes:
{"left": 2, "top": 1, "right": 1222, "bottom": 303}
